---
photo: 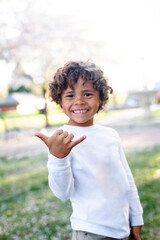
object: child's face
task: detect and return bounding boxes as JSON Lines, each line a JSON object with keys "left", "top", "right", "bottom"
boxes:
{"left": 61, "top": 77, "right": 101, "bottom": 127}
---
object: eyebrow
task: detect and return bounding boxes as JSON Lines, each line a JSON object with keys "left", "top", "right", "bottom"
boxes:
{"left": 64, "top": 91, "right": 74, "bottom": 94}
{"left": 64, "top": 90, "right": 96, "bottom": 94}
{"left": 83, "top": 90, "right": 96, "bottom": 92}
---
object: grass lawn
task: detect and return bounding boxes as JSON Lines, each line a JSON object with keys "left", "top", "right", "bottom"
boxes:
{"left": 0, "top": 147, "right": 160, "bottom": 240}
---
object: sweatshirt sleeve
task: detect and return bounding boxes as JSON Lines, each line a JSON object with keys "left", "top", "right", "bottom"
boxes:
{"left": 117, "top": 135, "right": 144, "bottom": 227}
{"left": 47, "top": 152, "right": 74, "bottom": 201}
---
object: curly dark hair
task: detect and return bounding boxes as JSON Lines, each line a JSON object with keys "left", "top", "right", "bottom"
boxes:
{"left": 49, "top": 61, "right": 113, "bottom": 112}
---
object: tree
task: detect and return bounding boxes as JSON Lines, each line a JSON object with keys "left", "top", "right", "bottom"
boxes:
{"left": 0, "top": 0, "right": 108, "bottom": 126}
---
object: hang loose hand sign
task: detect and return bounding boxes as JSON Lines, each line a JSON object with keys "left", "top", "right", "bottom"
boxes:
{"left": 35, "top": 129, "right": 86, "bottom": 158}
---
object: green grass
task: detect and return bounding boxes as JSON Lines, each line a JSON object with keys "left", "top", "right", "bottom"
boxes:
{"left": 126, "top": 147, "right": 160, "bottom": 240}
{"left": 0, "top": 154, "right": 72, "bottom": 240}
{"left": 0, "top": 147, "right": 160, "bottom": 239}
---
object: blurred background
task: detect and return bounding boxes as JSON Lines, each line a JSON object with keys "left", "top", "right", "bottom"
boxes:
{"left": 0, "top": 0, "right": 160, "bottom": 137}
{"left": 0, "top": 0, "right": 160, "bottom": 239}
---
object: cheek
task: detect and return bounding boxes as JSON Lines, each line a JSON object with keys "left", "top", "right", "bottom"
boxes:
{"left": 62, "top": 102, "right": 70, "bottom": 112}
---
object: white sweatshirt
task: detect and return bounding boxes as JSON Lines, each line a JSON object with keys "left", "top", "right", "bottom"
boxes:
{"left": 47, "top": 124, "right": 143, "bottom": 239}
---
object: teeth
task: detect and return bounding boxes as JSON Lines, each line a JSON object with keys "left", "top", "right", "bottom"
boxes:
{"left": 74, "top": 110, "right": 87, "bottom": 113}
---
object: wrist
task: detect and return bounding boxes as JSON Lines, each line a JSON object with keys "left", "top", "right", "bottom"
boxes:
{"left": 47, "top": 153, "right": 70, "bottom": 170}
{"left": 50, "top": 151, "right": 68, "bottom": 158}
{"left": 49, "top": 148, "right": 69, "bottom": 158}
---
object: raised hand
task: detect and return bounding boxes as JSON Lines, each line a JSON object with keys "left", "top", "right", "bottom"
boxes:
{"left": 35, "top": 129, "right": 86, "bottom": 158}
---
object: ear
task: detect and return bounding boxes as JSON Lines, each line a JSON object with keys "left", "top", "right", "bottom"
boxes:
{"left": 97, "top": 102, "right": 102, "bottom": 113}
{"left": 59, "top": 99, "right": 63, "bottom": 108}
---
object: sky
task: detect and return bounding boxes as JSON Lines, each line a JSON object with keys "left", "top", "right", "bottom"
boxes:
{"left": 67, "top": 0, "right": 160, "bottom": 92}
{"left": 0, "top": 0, "right": 160, "bottom": 94}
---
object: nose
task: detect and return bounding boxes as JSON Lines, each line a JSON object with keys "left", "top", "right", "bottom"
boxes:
{"left": 74, "top": 95, "right": 85, "bottom": 105}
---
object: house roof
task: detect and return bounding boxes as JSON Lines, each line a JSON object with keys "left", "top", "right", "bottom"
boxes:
{"left": 0, "top": 94, "right": 19, "bottom": 106}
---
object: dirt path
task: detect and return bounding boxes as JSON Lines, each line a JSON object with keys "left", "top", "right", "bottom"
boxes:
{"left": 116, "top": 127, "right": 160, "bottom": 151}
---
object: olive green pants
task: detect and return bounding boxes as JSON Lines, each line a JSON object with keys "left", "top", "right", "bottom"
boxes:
{"left": 72, "top": 231, "right": 129, "bottom": 240}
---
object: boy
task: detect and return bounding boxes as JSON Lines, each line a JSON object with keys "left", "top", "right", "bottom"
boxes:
{"left": 35, "top": 61, "right": 143, "bottom": 240}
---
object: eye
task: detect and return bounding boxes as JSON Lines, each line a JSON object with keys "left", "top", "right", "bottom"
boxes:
{"left": 84, "top": 93, "right": 93, "bottom": 97}
{"left": 66, "top": 94, "right": 74, "bottom": 98}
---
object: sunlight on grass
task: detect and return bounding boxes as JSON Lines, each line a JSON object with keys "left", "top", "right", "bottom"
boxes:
{"left": 154, "top": 169, "right": 160, "bottom": 179}
{"left": 1, "top": 166, "right": 46, "bottom": 185}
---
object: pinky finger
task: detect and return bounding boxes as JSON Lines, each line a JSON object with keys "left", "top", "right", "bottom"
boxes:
{"left": 70, "top": 135, "right": 87, "bottom": 148}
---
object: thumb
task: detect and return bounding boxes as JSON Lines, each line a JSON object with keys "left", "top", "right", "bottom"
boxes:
{"left": 70, "top": 135, "right": 87, "bottom": 148}
{"left": 34, "top": 132, "right": 49, "bottom": 144}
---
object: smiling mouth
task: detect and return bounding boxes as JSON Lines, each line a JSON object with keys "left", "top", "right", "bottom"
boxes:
{"left": 72, "top": 110, "right": 88, "bottom": 114}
